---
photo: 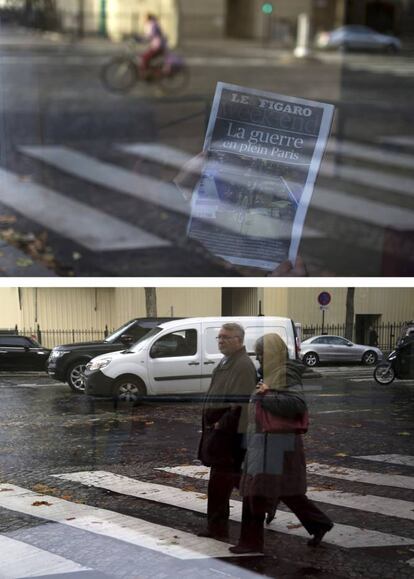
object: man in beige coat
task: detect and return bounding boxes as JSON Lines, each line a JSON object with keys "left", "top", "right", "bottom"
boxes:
{"left": 198, "top": 322, "right": 257, "bottom": 539}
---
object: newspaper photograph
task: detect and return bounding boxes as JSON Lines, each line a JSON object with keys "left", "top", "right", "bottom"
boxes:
{"left": 187, "top": 82, "right": 335, "bottom": 271}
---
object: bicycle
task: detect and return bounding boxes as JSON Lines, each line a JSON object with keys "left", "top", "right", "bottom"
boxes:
{"left": 100, "top": 37, "right": 189, "bottom": 95}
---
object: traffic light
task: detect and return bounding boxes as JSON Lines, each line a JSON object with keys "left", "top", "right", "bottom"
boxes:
{"left": 262, "top": 3, "right": 273, "bottom": 15}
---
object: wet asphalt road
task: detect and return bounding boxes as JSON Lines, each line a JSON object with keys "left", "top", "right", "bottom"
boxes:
{"left": 0, "top": 370, "right": 414, "bottom": 578}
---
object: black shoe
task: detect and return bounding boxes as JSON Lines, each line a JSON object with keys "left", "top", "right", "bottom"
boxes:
{"left": 307, "top": 523, "right": 333, "bottom": 547}
{"left": 229, "top": 544, "right": 263, "bottom": 554}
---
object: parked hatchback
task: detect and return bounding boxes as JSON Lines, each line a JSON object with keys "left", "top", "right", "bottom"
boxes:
{"left": 47, "top": 318, "right": 177, "bottom": 393}
{"left": 316, "top": 25, "right": 401, "bottom": 53}
{"left": 300, "top": 335, "right": 383, "bottom": 367}
{"left": 0, "top": 334, "right": 50, "bottom": 371}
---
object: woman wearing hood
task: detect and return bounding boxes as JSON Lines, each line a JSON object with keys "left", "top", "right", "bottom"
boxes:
{"left": 229, "top": 333, "right": 333, "bottom": 554}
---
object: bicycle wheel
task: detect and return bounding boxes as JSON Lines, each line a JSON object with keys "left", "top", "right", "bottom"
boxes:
{"left": 158, "top": 66, "right": 190, "bottom": 94}
{"left": 100, "top": 57, "right": 137, "bottom": 93}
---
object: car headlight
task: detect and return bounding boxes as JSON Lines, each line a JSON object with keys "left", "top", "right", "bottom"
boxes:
{"left": 87, "top": 358, "right": 112, "bottom": 371}
{"left": 50, "top": 349, "right": 70, "bottom": 359}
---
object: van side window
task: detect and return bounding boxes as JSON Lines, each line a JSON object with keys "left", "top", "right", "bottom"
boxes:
{"left": 150, "top": 329, "right": 198, "bottom": 359}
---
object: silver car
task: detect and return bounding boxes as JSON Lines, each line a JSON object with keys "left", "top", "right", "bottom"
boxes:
{"left": 300, "top": 335, "right": 383, "bottom": 367}
{"left": 315, "top": 25, "right": 401, "bottom": 53}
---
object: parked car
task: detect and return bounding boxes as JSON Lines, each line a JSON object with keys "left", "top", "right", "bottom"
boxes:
{"left": 0, "top": 334, "right": 50, "bottom": 371}
{"left": 84, "top": 316, "right": 301, "bottom": 403}
{"left": 315, "top": 25, "right": 401, "bottom": 53}
{"left": 47, "top": 318, "right": 178, "bottom": 393}
{"left": 300, "top": 335, "right": 383, "bottom": 367}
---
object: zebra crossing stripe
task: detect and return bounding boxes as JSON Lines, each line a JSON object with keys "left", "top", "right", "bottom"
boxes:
{"left": 0, "top": 168, "right": 169, "bottom": 251}
{"left": 355, "top": 455, "right": 414, "bottom": 468}
{"left": 156, "top": 466, "right": 414, "bottom": 537}
{"left": 380, "top": 136, "right": 414, "bottom": 148}
{"left": 0, "top": 534, "right": 92, "bottom": 577}
{"left": 19, "top": 146, "right": 190, "bottom": 216}
{"left": 327, "top": 138, "right": 414, "bottom": 171}
{"left": 306, "top": 463, "right": 414, "bottom": 490}
{"left": 118, "top": 143, "right": 193, "bottom": 168}
{"left": 17, "top": 146, "right": 322, "bottom": 240}
{"left": 0, "top": 484, "right": 244, "bottom": 560}
{"left": 53, "top": 470, "right": 414, "bottom": 549}
{"left": 117, "top": 141, "right": 414, "bottom": 199}
{"left": 115, "top": 142, "right": 414, "bottom": 230}
{"left": 321, "top": 158, "right": 414, "bottom": 197}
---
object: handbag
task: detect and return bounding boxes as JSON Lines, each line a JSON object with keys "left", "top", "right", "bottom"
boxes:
{"left": 255, "top": 400, "right": 309, "bottom": 434}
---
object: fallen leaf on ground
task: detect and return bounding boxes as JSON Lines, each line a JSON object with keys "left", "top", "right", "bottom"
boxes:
{"left": 0, "top": 215, "right": 16, "bottom": 224}
{"left": 397, "top": 432, "right": 411, "bottom": 436}
{"left": 335, "top": 453, "right": 348, "bottom": 457}
{"left": 32, "top": 501, "right": 52, "bottom": 506}
{"left": 287, "top": 523, "right": 303, "bottom": 529}
{"left": 32, "top": 484, "right": 56, "bottom": 494}
{"left": 16, "top": 257, "right": 34, "bottom": 267}
{"left": 182, "top": 485, "right": 197, "bottom": 492}
{"left": 0, "top": 488, "right": 13, "bottom": 492}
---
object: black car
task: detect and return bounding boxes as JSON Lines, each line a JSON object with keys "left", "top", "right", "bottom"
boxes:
{"left": 0, "top": 334, "right": 51, "bottom": 371}
{"left": 47, "top": 318, "right": 177, "bottom": 393}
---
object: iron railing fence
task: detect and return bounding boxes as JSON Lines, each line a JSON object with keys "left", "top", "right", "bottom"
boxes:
{"left": 4, "top": 325, "right": 114, "bottom": 349}
{"left": 2, "top": 321, "right": 409, "bottom": 352}
{"left": 301, "top": 322, "right": 407, "bottom": 352}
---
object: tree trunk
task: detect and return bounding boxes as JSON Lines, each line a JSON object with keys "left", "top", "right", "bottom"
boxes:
{"left": 345, "top": 287, "right": 355, "bottom": 340}
{"left": 145, "top": 288, "right": 157, "bottom": 317}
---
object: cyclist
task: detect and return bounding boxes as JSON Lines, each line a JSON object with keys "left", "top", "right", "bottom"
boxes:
{"left": 140, "top": 13, "right": 167, "bottom": 78}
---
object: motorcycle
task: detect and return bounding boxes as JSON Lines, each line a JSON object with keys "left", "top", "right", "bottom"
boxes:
{"left": 374, "top": 331, "right": 414, "bottom": 385}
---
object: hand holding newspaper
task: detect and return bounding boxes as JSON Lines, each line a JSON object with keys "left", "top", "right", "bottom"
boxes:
{"left": 186, "top": 83, "right": 335, "bottom": 272}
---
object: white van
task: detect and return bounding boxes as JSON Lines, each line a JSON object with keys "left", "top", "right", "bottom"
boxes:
{"left": 84, "top": 316, "right": 300, "bottom": 402}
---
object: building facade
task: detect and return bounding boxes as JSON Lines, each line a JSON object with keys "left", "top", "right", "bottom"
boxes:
{"left": 1, "top": 287, "right": 412, "bottom": 348}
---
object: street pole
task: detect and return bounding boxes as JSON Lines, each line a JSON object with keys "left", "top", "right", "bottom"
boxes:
{"left": 322, "top": 308, "right": 325, "bottom": 335}
{"left": 78, "top": 0, "right": 84, "bottom": 38}
{"left": 99, "top": 0, "right": 107, "bottom": 37}
{"left": 294, "top": 13, "right": 311, "bottom": 58}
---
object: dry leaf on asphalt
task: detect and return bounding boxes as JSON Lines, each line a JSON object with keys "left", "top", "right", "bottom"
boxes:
{"left": 32, "top": 501, "right": 52, "bottom": 507}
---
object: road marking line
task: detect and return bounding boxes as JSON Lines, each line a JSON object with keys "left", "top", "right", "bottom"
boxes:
{"left": 316, "top": 409, "right": 373, "bottom": 414}
{"left": 0, "top": 534, "right": 92, "bottom": 577}
{"left": 306, "top": 488, "right": 414, "bottom": 521}
{"left": 18, "top": 146, "right": 322, "bottom": 240}
{"left": 115, "top": 142, "right": 414, "bottom": 230}
{"left": 306, "top": 463, "right": 414, "bottom": 490}
{"left": 379, "top": 136, "right": 414, "bottom": 149}
{"left": 327, "top": 138, "right": 414, "bottom": 171}
{"left": 0, "top": 484, "right": 244, "bottom": 560}
{"left": 53, "top": 470, "right": 414, "bottom": 549}
{"left": 118, "top": 141, "right": 414, "bottom": 198}
{"left": 0, "top": 168, "right": 169, "bottom": 251}
{"left": 355, "top": 455, "right": 414, "bottom": 468}
{"left": 20, "top": 145, "right": 189, "bottom": 216}
{"left": 159, "top": 464, "right": 414, "bottom": 491}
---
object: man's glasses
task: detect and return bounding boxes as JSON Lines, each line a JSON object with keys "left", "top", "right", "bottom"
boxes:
{"left": 216, "top": 335, "right": 238, "bottom": 342}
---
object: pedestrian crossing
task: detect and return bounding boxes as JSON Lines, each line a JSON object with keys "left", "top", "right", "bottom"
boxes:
{"left": 0, "top": 133, "right": 412, "bottom": 272}
{"left": 317, "top": 53, "right": 414, "bottom": 78}
{"left": 0, "top": 454, "right": 413, "bottom": 576}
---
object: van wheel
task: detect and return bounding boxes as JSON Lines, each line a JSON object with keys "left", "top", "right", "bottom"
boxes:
{"left": 67, "top": 361, "right": 87, "bottom": 392}
{"left": 303, "top": 352, "right": 319, "bottom": 367}
{"left": 114, "top": 376, "right": 146, "bottom": 403}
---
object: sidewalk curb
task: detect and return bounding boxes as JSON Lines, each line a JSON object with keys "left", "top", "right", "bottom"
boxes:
{"left": 0, "top": 239, "right": 57, "bottom": 277}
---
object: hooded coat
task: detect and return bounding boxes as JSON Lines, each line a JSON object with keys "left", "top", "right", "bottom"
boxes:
{"left": 239, "top": 334, "right": 307, "bottom": 500}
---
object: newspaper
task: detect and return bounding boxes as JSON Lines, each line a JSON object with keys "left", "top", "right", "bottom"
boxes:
{"left": 187, "top": 82, "right": 335, "bottom": 271}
